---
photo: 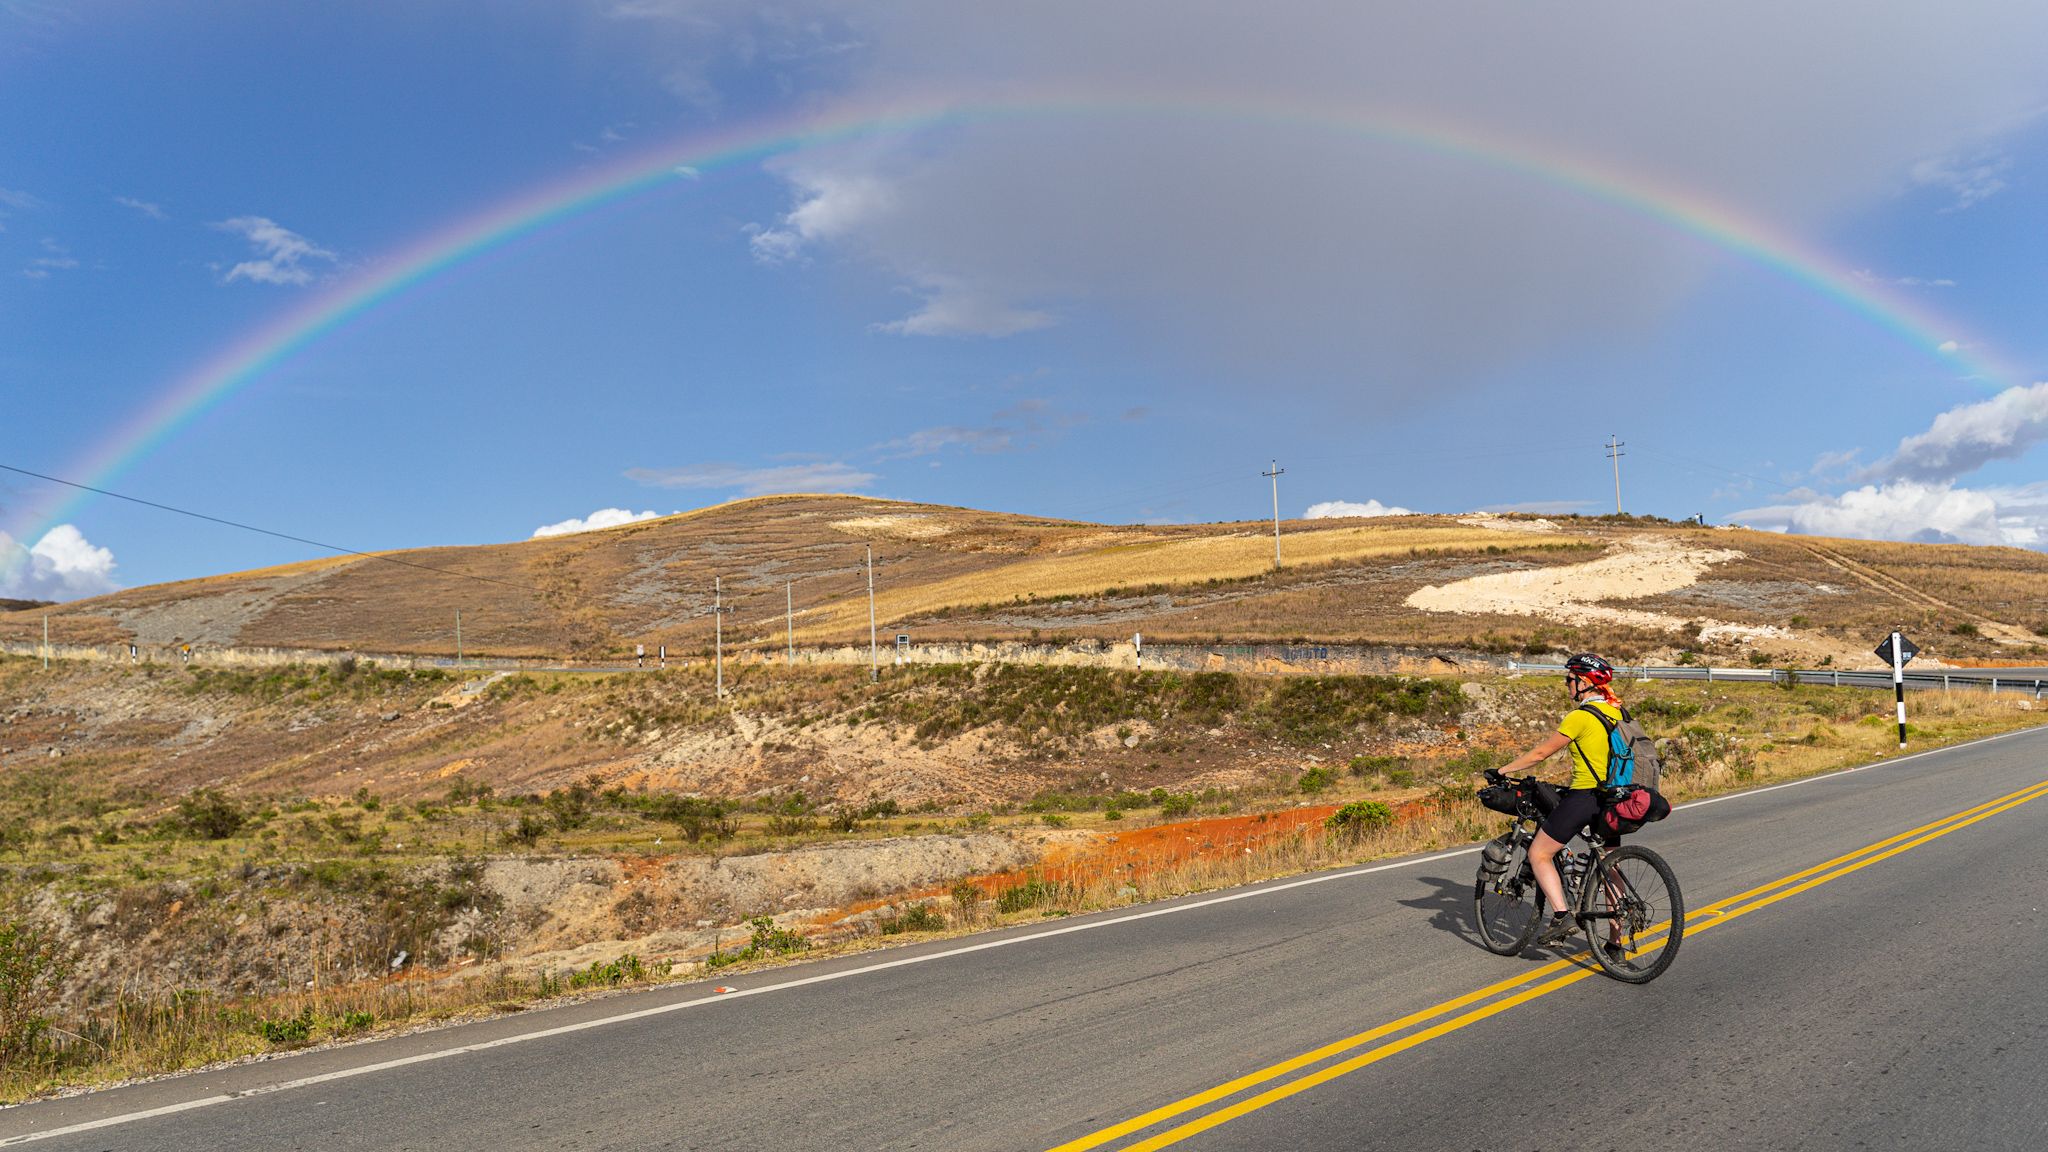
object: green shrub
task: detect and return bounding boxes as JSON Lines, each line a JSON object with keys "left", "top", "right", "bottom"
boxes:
{"left": 1297, "top": 765, "right": 1338, "bottom": 794}
{"left": 1634, "top": 697, "right": 1701, "bottom": 719}
{"left": 0, "top": 920, "right": 67, "bottom": 1067}
{"left": 1252, "top": 676, "right": 1465, "bottom": 745}
{"left": 639, "top": 794, "right": 735, "bottom": 841}
{"left": 1348, "top": 755, "right": 1404, "bottom": 778}
{"left": 256, "top": 1009, "right": 314, "bottom": 1044}
{"left": 996, "top": 877, "right": 1061, "bottom": 913}
{"left": 1158, "top": 793, "right": 1198, "bottom": 819}
{"left": 504, "top": 813, "right": 547, "bottom": 847}
{"left": 1326, "top": 801, "right": 1394, "bottom": 832}
{"left": 176, "top": 790, "right": 245, "bottom": 839}
{"left": 879, "top": 903, "right": 945, "bottom": 934}
{"left": 705, "top": 917, "right": 808, "bottom": 968}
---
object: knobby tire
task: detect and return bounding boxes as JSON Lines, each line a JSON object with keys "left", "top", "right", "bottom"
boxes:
{"left": 1586, "top": 844, "right": 1683, "bottom": 984}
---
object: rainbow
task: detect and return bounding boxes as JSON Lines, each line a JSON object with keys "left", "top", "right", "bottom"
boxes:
{"left": 12, "top": 91, "right": 2023, "bottom": 555}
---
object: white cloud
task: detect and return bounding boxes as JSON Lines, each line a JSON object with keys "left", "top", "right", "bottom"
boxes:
{"left": 624, "top": 461, "right": 879, "bottom": 495}
{"left": 871, "top": 277, "right": 1057, "bottom": 337}
{"left": 1851, "top": 268, "right": 1955, "bottom": 288}
{"left": 21, "top": 238, "right": 77, "bottom": 280}
{"left": 1911, "top": 151, "right": 2012, "bottom": 209}
{"left": 1729, "top": 480, "right": 2048, "bottom": 546}
{"left": 1738, "top": 385, "right": 2048, "bottom": 548}
{"left": 115, "top": 196, "right": 167, "bottom": 220}
{"left": 1939, "top": 340, "right": 1960, "bottom": 353}
{"left": 531, "top": 508, "right": 670, "bottom": 538}
{"left": 748, "top": 172, "right": 893, "bottom": 264}
{"left": 212, "top": 216, "right": 336, "bottom": 286}
{"left": 0, "top": 186, "right": 38, "bottom": 230}
{"left": 0, "top": 525, "right": 120, "bottom": 602}
{"left": 1305, "top": 499, "right": 1415, "bottom": 519}
{"left": 1859, "top": 382, "right": 2048, "bottom": 484}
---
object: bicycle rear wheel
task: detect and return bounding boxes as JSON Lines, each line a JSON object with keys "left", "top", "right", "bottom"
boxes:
{"left": 1473, "top": 835, "right": 1541, "bottom": 955}
{"left": 1587, "top": 845, "right": 1683, "bottom": 983}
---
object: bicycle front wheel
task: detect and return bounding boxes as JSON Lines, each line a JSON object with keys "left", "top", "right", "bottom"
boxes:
{"left": 1473, "top": 836, "right": 1540, "bottom": 955}
{"left": 1587, "top": 845, "right": 1684, "bottom": 984}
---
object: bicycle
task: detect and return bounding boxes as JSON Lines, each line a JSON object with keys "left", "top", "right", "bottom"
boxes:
{"left": 1471, "top": 769, "right": 1684, "bottom": 983}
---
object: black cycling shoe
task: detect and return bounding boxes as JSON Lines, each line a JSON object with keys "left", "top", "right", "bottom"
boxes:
{"left": 1533, "top": 913, "right": 1577, "bottom": 946}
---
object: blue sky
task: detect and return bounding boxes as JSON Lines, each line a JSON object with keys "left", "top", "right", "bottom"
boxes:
{"left": 8, "top": 1, "right": 2048, "bottom": 599}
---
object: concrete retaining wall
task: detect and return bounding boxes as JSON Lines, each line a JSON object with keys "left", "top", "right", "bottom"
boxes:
{"left": 1, "top": 637, "right": 1509, "bottom": 679}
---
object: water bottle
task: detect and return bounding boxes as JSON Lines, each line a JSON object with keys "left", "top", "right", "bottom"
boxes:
{"left": 1560, "top": 850, "right": 1585, "bottom": 890}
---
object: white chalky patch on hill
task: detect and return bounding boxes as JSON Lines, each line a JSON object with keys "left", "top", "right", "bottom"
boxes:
{"left": 1405, "top": 535, "right": 1766, "bottom": 636}
{"left": 829, "top": 515, "right": 951, "bottom": 539}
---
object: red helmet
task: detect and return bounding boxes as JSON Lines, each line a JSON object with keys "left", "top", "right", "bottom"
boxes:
{"left": 1564, "top": 653, "right": 1614, "bottom": 686}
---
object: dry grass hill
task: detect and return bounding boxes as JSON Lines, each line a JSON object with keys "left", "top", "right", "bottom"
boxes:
{"left": 8, "top": 493, "right": 2048, "bottom": 668}
{"left": 8, "top": 494, "right": 2048, "bottom": 1098}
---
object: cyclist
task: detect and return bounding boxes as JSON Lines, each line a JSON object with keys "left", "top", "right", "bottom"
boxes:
{"left": 1494, "top": 653, "right": 1626, "bottom": 947}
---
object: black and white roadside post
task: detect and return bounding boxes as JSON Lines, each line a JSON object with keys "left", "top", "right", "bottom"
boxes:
{"left": 1874, "top": 629, "right": 1920, "bottom": 749}
{"left": 637, "top": 644, "right": 645, "bottom": 669}
{"left": 1134, "top": 631, "right": 1142, "bottom": 671}
{"left": 659, "top": 645, "right": 666, "bottom": 671}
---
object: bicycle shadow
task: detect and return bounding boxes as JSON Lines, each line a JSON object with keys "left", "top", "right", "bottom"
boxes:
{"left": 1400, "top": 873, "right": 1603, "bottom": 967}
{"left": 1396, "top": 875, "right": 1483, "bottom": 948}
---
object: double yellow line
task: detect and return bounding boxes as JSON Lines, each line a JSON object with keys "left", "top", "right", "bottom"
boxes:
{"left": 1049, "top": 777, "right": 2048, "bottom": 1152}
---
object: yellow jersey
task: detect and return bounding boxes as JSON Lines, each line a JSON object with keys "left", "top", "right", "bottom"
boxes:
{"left": 1557, "top": 701, "right": 1623, "bottom": 790}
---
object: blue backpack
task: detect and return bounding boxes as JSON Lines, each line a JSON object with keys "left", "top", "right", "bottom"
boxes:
{"left": 1574, "top": 703, "right": 1661, "bottom": 791}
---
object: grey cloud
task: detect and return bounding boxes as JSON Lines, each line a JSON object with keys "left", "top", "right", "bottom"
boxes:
{"left": 695, "top": 1, "right": 2048, "bottom": 390}
{"left": 879, "top": 398, "right": 1085, "bottom": 456}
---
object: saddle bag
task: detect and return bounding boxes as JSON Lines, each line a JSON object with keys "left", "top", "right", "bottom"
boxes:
{"left": 1596, "top": 784, "right": 1671, "bottom": 836}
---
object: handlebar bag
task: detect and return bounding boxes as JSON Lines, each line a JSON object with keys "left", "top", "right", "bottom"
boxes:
{"left": 1478, "top": 781, "right": 1525, "bottom": 815}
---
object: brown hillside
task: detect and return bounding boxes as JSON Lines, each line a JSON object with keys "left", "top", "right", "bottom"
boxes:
{"left": 7, "top": 495, "right": 2048, "bottom": 666}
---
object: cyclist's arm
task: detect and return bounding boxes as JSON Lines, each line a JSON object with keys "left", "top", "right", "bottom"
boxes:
{"left": 1495, "top": 731, "right": 1571, "bottom": 778}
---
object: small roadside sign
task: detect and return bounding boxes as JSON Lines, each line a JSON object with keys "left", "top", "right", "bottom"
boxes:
{"left": 1872, "top": 634, "right": 1919, "bottom": 666}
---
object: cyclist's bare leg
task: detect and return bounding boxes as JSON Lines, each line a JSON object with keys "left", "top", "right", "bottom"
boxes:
{"left": 1528, "top": 829, "right": 1570, "bottom": 912}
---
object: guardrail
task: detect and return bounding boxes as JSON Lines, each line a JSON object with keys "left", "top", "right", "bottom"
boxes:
{"left": 1507, "top": 660, "right": 2047, "bottom": 699}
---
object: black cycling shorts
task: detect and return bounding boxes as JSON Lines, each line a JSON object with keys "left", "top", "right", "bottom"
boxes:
{"left": 1538, "top": 788, "right": 1615, "bottom": 846}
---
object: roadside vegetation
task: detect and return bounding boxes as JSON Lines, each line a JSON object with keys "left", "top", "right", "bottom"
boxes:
{"left": 1, "top": 649, "right": 2043, "bottom": 1102}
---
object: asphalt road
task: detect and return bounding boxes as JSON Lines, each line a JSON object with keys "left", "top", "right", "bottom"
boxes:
{"left": 7, "top": 727, "right": 2047, "bottom": 1151}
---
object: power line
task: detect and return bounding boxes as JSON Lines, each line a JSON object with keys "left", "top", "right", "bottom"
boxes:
{"left": 0, "top": 462, "right": 544, "bottom": 594}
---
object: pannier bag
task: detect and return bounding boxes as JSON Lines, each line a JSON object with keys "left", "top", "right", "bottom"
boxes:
{"left": 1596, "top": 784, "right": 1672, "bottom": 836}
{"left": 1576, "top": 703, "right": 1662, "bottom": 791}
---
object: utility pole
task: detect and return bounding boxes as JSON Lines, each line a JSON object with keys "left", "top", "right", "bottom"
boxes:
{"left": 1264, "top": 460, "right": 1285, "bottom": 567}
{"left": 867, "top": 546, "right": 878, "bottom": 683}
{"left": 713, "top": 576, "right": 726, "bottom": 697}
{"left": 1607, "top": 435, "right": 1626, "bottom": 515}
{"left": 786, "top": 582, "right": 794, "bottom": 667}
{"left": 455, "top": 610, "right": 462, "bottom": 671}
{"left": 43, "top": 615, "right": 49, "bottom": 671}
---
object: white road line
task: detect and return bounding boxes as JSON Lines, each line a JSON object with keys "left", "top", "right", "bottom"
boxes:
{"left": 8, "top": 722, "right": 2043, "bottom": 1146}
